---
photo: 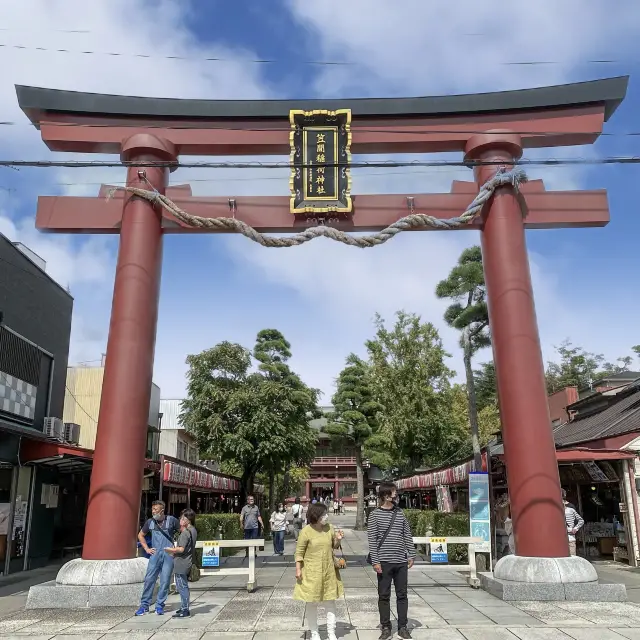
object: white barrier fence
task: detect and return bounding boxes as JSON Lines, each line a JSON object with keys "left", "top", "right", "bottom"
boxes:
{"left": 412, "top": 536, "right": 483, "bottom": 587}
{"left": 195, "top": 539, "right": 265, "bottom": 592}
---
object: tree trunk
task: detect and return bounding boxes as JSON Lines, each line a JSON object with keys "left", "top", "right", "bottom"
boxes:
{"left": 240, "top": 467, "right": 255, "bottom": 505}
{"left": 268, "top": 467, "right": 276, "bottom": 512}
{"left": 463, "top": 327, "right": 483, "bottom": 471}
{"left": 281, "top": 466, "right": 291, "bottom": 504}
{"left": 355, "top": 445, "right": 366, "bottom": 531}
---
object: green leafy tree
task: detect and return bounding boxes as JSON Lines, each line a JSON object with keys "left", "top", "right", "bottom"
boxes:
{"left": 365, "top": 311, "right": 457, "bottom": 472}
{"left": 326, "top": 354, "right": 382, "bottom": 530}
{"left": 633, "top": 345, "right": 640, "bottom": 361}
{"left": 545, "top": 340, "right": 606, "bottom": 393}
{"left": 473, "top": 361, "right": 498, "bottom": 412}
{"left": 180, "top": 332, "right": 319, "bottom": 503}
{"left": 435, "top": 246, "right": 490, "bottom": 469}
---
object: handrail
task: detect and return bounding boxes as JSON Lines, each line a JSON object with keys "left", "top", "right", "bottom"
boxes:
{"left": 412, "top": 536, "right": 483, "bottom": 587}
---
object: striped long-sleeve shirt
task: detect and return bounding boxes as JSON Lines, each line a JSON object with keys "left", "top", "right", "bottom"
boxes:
{"left": 367, "top": 507, "right": 416, "bottom": 565}
{"left": 565, "top": 506, "right": 584, "bottom": 542}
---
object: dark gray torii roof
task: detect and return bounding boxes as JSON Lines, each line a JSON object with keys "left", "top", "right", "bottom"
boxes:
{"left": 15, "top": 76, "right": 629, "bottom": 124}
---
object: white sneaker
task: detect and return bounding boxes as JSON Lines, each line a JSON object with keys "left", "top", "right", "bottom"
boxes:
{"left": 310, "top": 632, "right": 321, "bottom": 640}
{"left": 328, "top": 633, "right": 338, "bottom": 640}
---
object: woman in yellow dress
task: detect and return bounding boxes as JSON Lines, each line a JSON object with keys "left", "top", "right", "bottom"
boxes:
{"left": 294, "top": 502, "right": 344, "bottom": 640}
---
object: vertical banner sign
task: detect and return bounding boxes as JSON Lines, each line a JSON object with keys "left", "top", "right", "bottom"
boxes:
{"left": 289, "top": 109, "right": 352, "bottom": 214}
{"left": 201, "top": 540, "right": 220, "bottom": 568}
{"left": 469, "top": 472, "right": 491, "bottom": 555}
{"left": 430, "top": 537, "right": 448, "bottom": 563}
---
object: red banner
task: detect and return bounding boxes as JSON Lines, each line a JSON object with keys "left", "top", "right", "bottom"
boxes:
{"left": 163, "top": 460, "right": 239, "bottom": 492}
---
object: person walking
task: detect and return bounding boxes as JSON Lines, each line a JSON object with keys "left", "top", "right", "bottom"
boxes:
{"left": 294, "top": 502, "right": 344, "bottom": 640}
{"left": 164, "top": 508, "right": 198, "bottom": 618}
{"left": 135, "top": 500, "right": 180, "bottom": 616}
{"left": 562, "top": 489, "right": 585, "bottom": 556}
{"left": 240, "top": 495, "right": 263, "bottom": 558}
{"left": 270, "top": 502, "right": 287, "bottom": 555}
{"left": 368, "top": 482, "right": 416, "bottom": 640}
{"left": 291, "top": 497, "right": 304, "bottom": 541}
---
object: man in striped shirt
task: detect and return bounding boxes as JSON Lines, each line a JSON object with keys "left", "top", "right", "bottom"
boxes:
{"left": 562, "top": 489, "right": 584, "bottom": 556}
{"left": 368, "top": 482, "right": 416, "bottom": 640}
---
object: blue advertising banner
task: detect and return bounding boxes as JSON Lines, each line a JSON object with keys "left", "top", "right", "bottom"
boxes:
{"left": 469, "top": 472, "right": 491, "bottom": 554}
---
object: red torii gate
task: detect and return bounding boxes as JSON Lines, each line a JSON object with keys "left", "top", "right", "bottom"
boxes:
{"left": 16, "top": 77, "right": 628, "bottom": 565}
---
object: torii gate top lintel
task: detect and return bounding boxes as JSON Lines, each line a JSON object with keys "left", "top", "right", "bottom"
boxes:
{"left": 16, "top": 76, "right": 629, "bottom": 155}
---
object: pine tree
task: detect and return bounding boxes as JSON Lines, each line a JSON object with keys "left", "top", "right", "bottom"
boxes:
{"left": 435, "top": 246, "right": 490, "bottom": 470}
{"left": 326, "top": 354, "right": 382, "bottom": 531}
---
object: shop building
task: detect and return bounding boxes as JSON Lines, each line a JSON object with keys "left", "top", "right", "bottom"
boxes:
{"left": 396, "top": 378, "right": 640, "bottom": 567}
{"left": 0, "top": 234, "right": 73, "bottom": 576}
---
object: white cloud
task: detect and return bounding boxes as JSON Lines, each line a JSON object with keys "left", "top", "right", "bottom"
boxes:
{"left": 1, "top": 0, "right": 638, "bottom": 406}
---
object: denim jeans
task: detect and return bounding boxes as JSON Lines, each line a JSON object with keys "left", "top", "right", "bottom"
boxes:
{"left": 140, "top": 551, "right": 174, "bottom": 608}
{"left": 174, "top": 573, "right": 190, "bottom": 611}
{"left": 272, "top": 530, "right": 285, "bottom": 554}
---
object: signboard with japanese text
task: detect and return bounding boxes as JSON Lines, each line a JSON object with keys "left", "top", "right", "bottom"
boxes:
{"left": 289, "top": 109, "right": 352, "bottom": 214}
{"left": 201, "top": 540, "right": 220, "bottom": 568}
{"left": 469, "top": 472, "right": 492, "bottom": 556}
{"left": 430, "top": 537, "right": 448, "bottom": 563}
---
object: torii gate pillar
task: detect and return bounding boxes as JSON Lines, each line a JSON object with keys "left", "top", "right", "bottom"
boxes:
{"left": 83, "top": 134, "right": 176, "bottom": 560}
{"left": 466, "top": 131, "right": 568, "bottom": 558}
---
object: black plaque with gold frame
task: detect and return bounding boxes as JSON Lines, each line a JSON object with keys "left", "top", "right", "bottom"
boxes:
{"left": 289, "top": 109, "right": 352, "bottom": 214}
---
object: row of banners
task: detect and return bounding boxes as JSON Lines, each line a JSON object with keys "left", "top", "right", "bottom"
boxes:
{"left": 395, "top": 453, "right": 488, "bottom": 491}
{"left": 162, "top": 460, "right": 266, "bottom": 495}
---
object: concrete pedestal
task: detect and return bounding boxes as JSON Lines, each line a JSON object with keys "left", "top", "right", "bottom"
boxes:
{"left": 26, "top": 558, "right": 150, "bottom": 609}
{"left": 480, "top": 555, "right": 627, "bottom": 602}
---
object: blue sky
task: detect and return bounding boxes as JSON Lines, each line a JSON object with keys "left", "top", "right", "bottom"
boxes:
{"left": 1, "top": 0, "right": 640, "bottom": 405}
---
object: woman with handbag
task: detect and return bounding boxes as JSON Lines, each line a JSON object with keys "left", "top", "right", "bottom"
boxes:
{"left": 164, "top": 508, "right": 198, "bottom": 618}
{"left": 294, "top": 502, "right": 344, "bottom": 640}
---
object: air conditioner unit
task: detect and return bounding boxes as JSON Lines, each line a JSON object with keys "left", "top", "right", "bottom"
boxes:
{"left": 63, "top": 422, "right": 80, "bottom": 445}
{"left": 43, "top": 417, "right": 64, "bottom": 441}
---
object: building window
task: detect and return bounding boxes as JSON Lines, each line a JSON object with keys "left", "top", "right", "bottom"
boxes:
{"left": 188, "top": 445, "right": 198, "bottom": 464}
{"left": 177, "top": 439, "right": 187, "bottom": 461}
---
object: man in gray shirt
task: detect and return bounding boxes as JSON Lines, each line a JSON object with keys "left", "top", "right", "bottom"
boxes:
{"left": 240, "top": 495, "right": 263, "bottom": 557}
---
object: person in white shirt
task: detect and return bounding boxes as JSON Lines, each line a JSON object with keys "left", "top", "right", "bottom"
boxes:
{"left": 562, "top": 489, "right": 585, "bottom": 556}
{"left": 270, "top": 503, "right": 288, "bottom": 555}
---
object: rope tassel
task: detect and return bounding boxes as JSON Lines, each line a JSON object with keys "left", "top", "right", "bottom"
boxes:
{"left": 109, "top": 167, "right": 527, "bottom": 249}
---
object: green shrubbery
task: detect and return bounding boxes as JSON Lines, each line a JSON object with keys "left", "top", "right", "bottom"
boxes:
{"left": 402, "top": 509, "right": 470, "bottom": 563}
{"left": 195, "top": 512, "right": 271, "bottom": 561}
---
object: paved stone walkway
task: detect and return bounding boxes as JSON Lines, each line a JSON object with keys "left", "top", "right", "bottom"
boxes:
{"left": 3, "top": 517, "right": 640, "bottom": 638}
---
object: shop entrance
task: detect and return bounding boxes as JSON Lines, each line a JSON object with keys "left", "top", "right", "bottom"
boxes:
{"left": 560, "top": 460, "right": 630, "bottom": 563}
{"left": 0, "top": 465, "right": 33, "bottom": 576}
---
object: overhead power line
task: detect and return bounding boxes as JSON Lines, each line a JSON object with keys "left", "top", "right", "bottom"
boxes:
{"left": 0, "top": 157, "right": 639, "bottom": 170}
{"left": 0, "top": 41, "right": 630, "bottom": 67}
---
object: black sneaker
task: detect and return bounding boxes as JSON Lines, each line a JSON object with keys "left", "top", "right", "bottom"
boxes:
{"left": 397, "top": 628, "right": 412, "bottom": 639}
{"left": 378, "top": 627, "right": 393, "bottom": 640}
{"left": 172, "top": 609, "right": 190, "bottom": 618}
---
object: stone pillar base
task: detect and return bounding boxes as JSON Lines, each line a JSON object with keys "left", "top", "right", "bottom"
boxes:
{"left": 480, "top": 555, "right": 627, "bottom": 602}
{"left": 26, "top": 558, "right": 150, "bottom": 609}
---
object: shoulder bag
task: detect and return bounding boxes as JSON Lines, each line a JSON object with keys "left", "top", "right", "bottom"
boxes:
{"left": 366, "top": 508, "right": 399, "bottom": 565}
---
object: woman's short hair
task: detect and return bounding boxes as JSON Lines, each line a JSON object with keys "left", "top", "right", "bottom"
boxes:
{"left": 181, "top": 508, "right": 196, "bottom": 526}
{"left": 307, "top": 502, "right": 328, "bottom": 524}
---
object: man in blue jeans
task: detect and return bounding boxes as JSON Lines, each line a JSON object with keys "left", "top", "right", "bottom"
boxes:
{"left": 135, "top": 500, "right": 180, "bottom": 616}
{"left": 240, "top": 495, "right": 263, "bottom": 558}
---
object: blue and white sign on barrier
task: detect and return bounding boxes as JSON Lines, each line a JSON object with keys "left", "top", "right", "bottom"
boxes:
{"left": 430, "top": 537, "right": 448, "bottom": 563}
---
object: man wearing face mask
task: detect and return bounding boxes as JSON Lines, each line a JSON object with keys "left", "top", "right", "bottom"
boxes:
{"left": 367, "top": 483, "right": 415, "bottom": 640}
{"left": 135, "top": 500, "right": 180, "bottom": 616}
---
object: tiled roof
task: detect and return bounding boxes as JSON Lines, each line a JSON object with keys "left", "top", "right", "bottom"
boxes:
{"left": 553, "top": 382, "right": 640, "bottom": 447}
